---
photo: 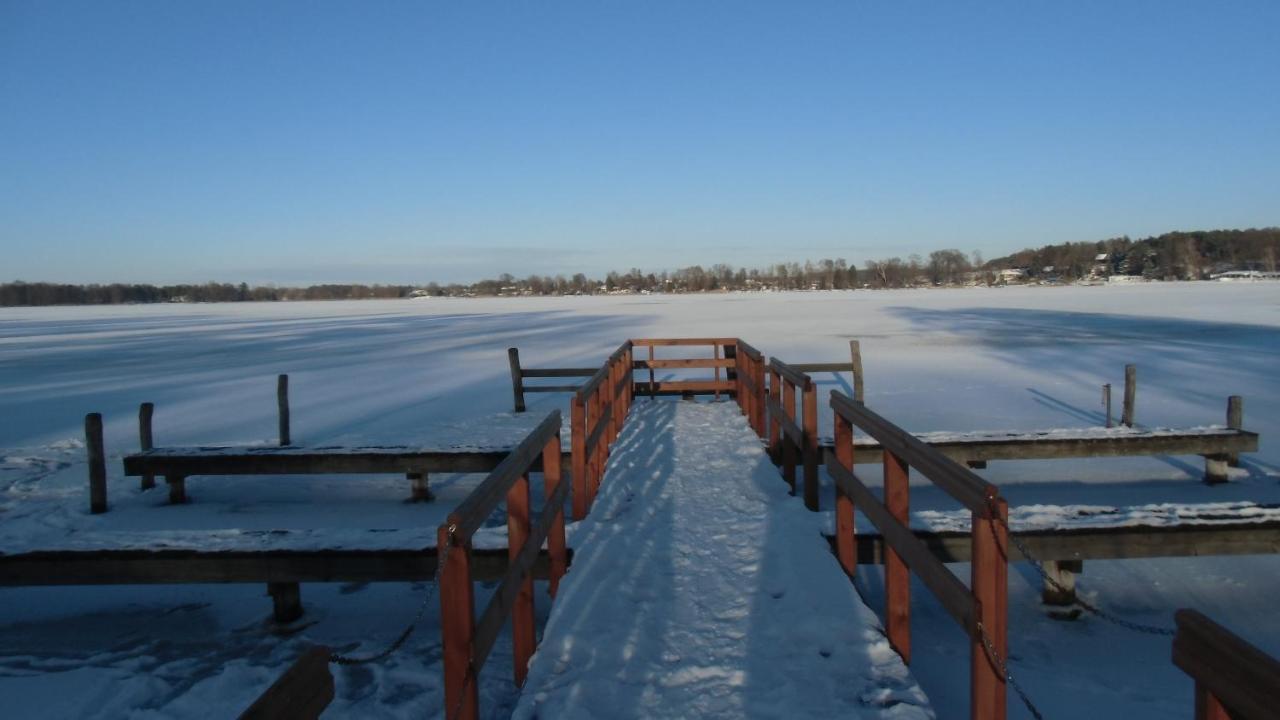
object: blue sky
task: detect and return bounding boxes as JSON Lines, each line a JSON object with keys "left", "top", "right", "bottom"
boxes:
{"left": 2, "top": 1, "right": 1277, "bottom": 285}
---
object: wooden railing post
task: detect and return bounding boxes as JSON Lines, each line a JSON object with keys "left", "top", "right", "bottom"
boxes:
{"left": 86, "top": 413, "right": 107, "bottom": 514}
{"left": 802, "top": 380, "right": 819, "bottom": 511}
{"left": 1103, "top": 383, "right": 1113, "bottom": 428}
{"left": 647, "top": 345, "right": 656, "bottom": 399}
{"left": 782, "top": 380, "right": 797, "bottom": 490}
{"left": 571, "top": 397, "right": 587, "bottom": 520}
{"left": 438, "top": 526, "right": 477, "bottom": 720}
{"left": 970, "top": 496, "right": 1008, "bottom": 720}
{"left": 507, "top": 472, "right": 535, "bottom": 686}
{"left": 138, "top": 402, "right": 155, "bottom": 490}
{"left": 884, "top": 449, "right": 911, "bottom": 663}
{"left": 277, "top": 374, "right": 291, "bottom": 446}
{"left": 850, "top": 339, "right": 864, "bottom": 404}
{"left": 508, "top": 348, "right": 526, "bottom": 413}
{"left": 543, "top": 432, "right": 567, "bottom": 597}
{"left": 768, "top": 368, "right": 781, "bottom": 459}
{"left": 833, "top": 413, "right": 857, "bottom": 577}
{"left": 1122, "top": 364, "right": 1137, "bottom": 427}
{"left": 754, "top": 357, "right": 766, "bottom": 438}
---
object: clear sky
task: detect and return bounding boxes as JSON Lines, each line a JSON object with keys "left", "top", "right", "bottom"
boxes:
{"left": 2, "top": 1, "right": 1278, "bottom": 285}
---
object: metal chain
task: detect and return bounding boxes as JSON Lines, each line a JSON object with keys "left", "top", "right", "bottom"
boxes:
{"left": 329, "top": 523, "right": 457, "bottom": 666}
{"left": 987, "top": 499, "right": 1175, "bottom": 637}
{"left": 976, "top": 620, "right": 1046, "bottom": 720}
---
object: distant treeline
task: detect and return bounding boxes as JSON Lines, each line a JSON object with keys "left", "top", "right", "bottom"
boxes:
{"left": 4, "top": 228, "right": 1277, "bottom": 306}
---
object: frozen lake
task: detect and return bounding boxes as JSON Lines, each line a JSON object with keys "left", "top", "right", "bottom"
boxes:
{"left": 1, "top": 282, "right": 1279, "bottom": 718}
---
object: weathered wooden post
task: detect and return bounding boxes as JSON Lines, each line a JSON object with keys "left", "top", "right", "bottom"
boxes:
{"left": 1041, "top": 559, "right": 1082, "bottom": 609}
{"left": 850, "top": 339, "right": 865, "bottom": 404}
{"left": 1227, "top": 395, "right": 1243, "bottom": 467}
{"left": 408, "top": 471, "right": 432, "bottom": 502}
{"left": 832, "top": 411, "right": 857, "bottom": 577}
{"left": 1103, "top": 384, "right": 1113, "bottom": 428}
{"left": 86, "top": 413, "right": 107, "bottom": 514}
{"left": 1122, "top": 364, "right": 1136, "bottom": 427}
{"left": 802, "top": 380, "right": 819, "bottom": 511}
{"left": 507, "top": 472, "right": 535, "bottom": 686}
{"left": 971, "top": 496, "right": 1008, "bottom": 720}
{"left": 884, "top": 449, "right": 911, "bottom": 662}
{"left": 267, "top": 582, "right": 303, "bottom": 623}
{"left": 138, "top": 402, "right": 155, "bottom": 490}
{"left": 277, "top": 374, "right": 291, "bottom": 446}
{"left": 438, "top": 524, "right": 477, "bottom": 720}
{"left": 508, "top": 348, "right": 526, "bottom": 413}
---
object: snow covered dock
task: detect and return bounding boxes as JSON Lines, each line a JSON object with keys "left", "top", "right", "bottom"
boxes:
{"left": 512, "top": 400, "right": 931, "bottom": 719}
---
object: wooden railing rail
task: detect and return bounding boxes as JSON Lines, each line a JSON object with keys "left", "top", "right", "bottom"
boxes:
{"left": 507, "top": 347, "right": 597, "bottom": 412}
{"left": 437, "top": 410, "right": 568, "bottom": 720}
{"left": 734, "top": 340, "right": 766, "bottom": 438}
{"left": 766, "top": 358, "right": 820, "bottom": 510}
{"left": 1173, "top": 608, "right": 1280, "bottom": 720}
{"left": 629, "top": 338, "right": 738, "bottom": 398}
{"left": 571, "top": 341, "right": 634, "bottom": 520}
{"left": 827, "top": 389, "right": 1008, "bottom": 720}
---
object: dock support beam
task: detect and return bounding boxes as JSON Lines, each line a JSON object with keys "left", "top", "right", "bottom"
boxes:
{"left": 268, "top": 582, "right": 303, "bottom": 623}
{"left": 139, "top": 403, "right": 155, "bottom": 490}
{"left": 508, "top": 348, "right": 526, "bottom": 413}
{"left": 1041, "top": 559, "right": 1082, "bottom": 607}
{"left": 86, "top": 413, "right": 107, "bottom": 514}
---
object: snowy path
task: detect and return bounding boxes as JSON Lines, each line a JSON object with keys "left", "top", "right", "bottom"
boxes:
{"left": 513, "top": 400, "right": 932, "bottom": 719}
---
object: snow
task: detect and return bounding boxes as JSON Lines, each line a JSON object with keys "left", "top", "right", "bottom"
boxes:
{"left": 2, "top": 281, "right": 1280, "bottom": 718}
{"left": 513, "top": 400, "right": 931, "bottom": 720}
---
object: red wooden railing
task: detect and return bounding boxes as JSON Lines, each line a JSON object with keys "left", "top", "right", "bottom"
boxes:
{"left": 766, "top": 358, "right": 821, "bottom": 510}
{"left": 825, "top": 390, "right": 1009, "bottom": 720}
{"left": 734, "top": 340, "right": 767, "bottom": 438}
{"left": 1173, "top": 608, "right": 1280, "bottom": 719}
{"left": 570, "top": 341, "right": 633, "bottom": 520}
{"left": 437, "top": 410, "right": 568, "bottom": 720}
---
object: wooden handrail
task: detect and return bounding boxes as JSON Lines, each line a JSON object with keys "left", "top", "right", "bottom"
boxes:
{"left": 629, "top": 337, "right": 739, "bottom": 346}
{"left": 828, "top": 387, "right": 1008, "bottom": 719}
{"left": 825, "top": 452, "right": 975, "bottom": 630}
{"left": 830, "top": 391, "right": 996, "bottom": 514}
{"left": 1173, "top": 608, "right": 1280, "bottom": 719}
{"left": 239, "top": 645, "right": 334, "bottom": 720}
{"left": 769, "top": 357, "right": 813, "bottom": 389}
{"left": 445, "top": 411, "right": 561, "bottom": 540}
{"left": 438, "top": 410, "right": 569, "bottom": 720}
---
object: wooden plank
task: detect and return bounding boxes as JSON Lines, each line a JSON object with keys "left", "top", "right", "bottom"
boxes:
{"left": 736, "top": 339, "right": 763, "bottom": 360}
{"left": 825, "top": 451, "right": 976, "bottom": 633}
{"left": 448, "top": 411, "right": 561, "bottom": 540}
{"left": 827, "top": 520, "right": 1280, "bottom": 565}
{"left": 520, "top": 368, "right": 597, "bottom": 377}
{"left": 239, "top": 645, "right": 333, "bottom": 720}
{"left": 789, "top": 362, "right": 854, "bottom": 373}
{"left": 523, "top": 385, "right": 583, "bottom": 393}
{"left": 831, "top": 391, "right": 996, "bottom": 513}
{"left": 827, "top": 429, "right": 1259, "bottom": 464}
{"left": 0, "top": 547, "right": 566, "bottom": 585}
{"left": 124, "top": 448, "right": 575, "bottom": 477}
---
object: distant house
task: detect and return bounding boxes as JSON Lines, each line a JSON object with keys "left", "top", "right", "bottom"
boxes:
{"left": 999, "top": 268, "right": 1027, "bottom": 282}
{"left": 1090, "top": 253, "right": 1111, "bottom": 278}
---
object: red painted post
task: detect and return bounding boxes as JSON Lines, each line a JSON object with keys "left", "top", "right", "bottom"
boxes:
{"left": 587, "top": 389, "right": 600, "bottom": 508}
{"left": 833, "top": 413, "right": 857, "bottom": 577}
{"left": 884, "top": 449, "right": 911, "bottom": 663}
{"left": 782, "top": 380, "right": 797, "bottom": 489}
{"left": 543, "top": 433, "right": 566, "bottom": 597}
{"left": 970, "top": 496, "right": 1008, "bottom": 720}
{"left": 438, "top": 525, "right": 477, "bottom": 720}
{"left": 802, "top": 380, "right": 819, "bottom": 511}
{"left": 571, "top": 397, "right": 587, "bottom": 520}
{"left": 768, "top": 368, "right": 781, "bottom": 459}
{"left": 1195, "top": 685, "right": 1231, "bottom": 720}
{"left": 714, "top": 343, "right": 722, "bottom": 401}
{"left": 648, "top": 345, "right": 656, "bottom": 399}
{"left": 734, "top": 342, "right": 745, "bottom": 415}
{"left": 507, "top": 473, "right": 535, "bottom": 686}
{"left": 606, "top": 360, "right": 617, "bottom": 449}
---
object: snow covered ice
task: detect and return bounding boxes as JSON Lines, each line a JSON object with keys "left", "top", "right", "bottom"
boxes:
{"left": 2, "top": 281, "right": 1280, "bottom": 718}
